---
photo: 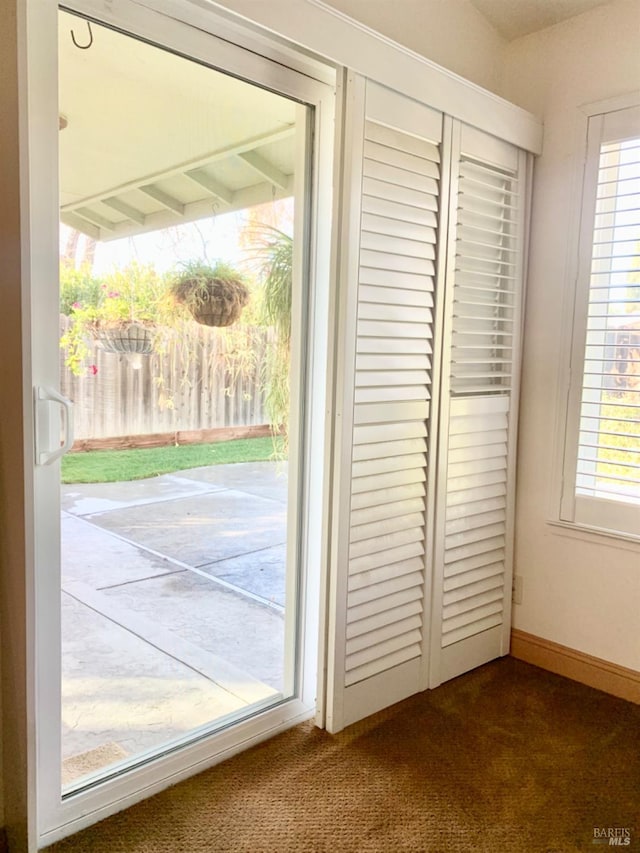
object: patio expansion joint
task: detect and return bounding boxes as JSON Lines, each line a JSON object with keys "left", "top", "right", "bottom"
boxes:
{"left": 195, "top": 540, "right": 288, "bottom": 569}
{"left": 62, "top": 580, "right": 278, "bottom": 707}
{"left": 66, "top": 483, "right": 235, "bottom": 518}
{"left": 69, "top": 513, "right": 286, "bottom": 614}
{"left": 96, "top": 567, "right": 187, "bottom": 591}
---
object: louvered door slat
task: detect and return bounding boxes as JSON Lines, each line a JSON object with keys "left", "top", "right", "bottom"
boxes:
{"left": 358, "top": 318, "right": 432, "bottom": 338}
{"left": 348, "top": 585, "right": 424, "bottom": 624}
{"left": 352, "top": 437, "right": 427, "bottom": 461}
{"left": 349, "top": 559, "right": 425, "bottom": 592}
{"left": 351, "top": 496, "right": 426, "bottom": 527}
{"left": 347, "top": 614, "right": 423, "bottom": 655}
{"left": 363, "top": 178, "right": 438, "bottom": 211}
{"left": 350, "top": 483, "right": 426, "bottom": 512}
{"left": 363, "top": 159, "right": 440, "bottom": 193}
{"left": 349, "top": 527, "right": 425, "bottom": 561}
{"left": 359, "top": 301, "right": 433, "bottom": 323}
{"left": 345, "top": 644, "right": 422, "bottom": 687}
{"left": 443, "top": 576, "right": 504, "bottom": 603}
{"left": 353, "top": 400, "right": 429, "bottom": 426}
{"left": 359, "top": 284, "right": 433, "bottom": 308}
{"left": 364, "top": 120, "right": 440, "bottom": 161}
{"left": 351, "top": 511, "right": 427, "bottom": 544}
{"left": 347, "top": 627, "right": 423, "bottom": 671}
{"left": 362, "top": 213, "right": 437, "bottom": 243}
{"left": 445, "top": 507, "right": 506, "bottom": 533}
{"left": 352, "top": 453, "right": 427, "bottom": 478}
{"left": 348, "top": 568, "right": 424, "bottom": 606}
{"left": 363, "top": 141, "right": 441, "bottom": 179}
{"left": 443, "top": 587, "right": 505, "bottom": 620}
{"left": 347, "top": 600, "right": 424, "bottom": 640}
{"left": 445, "top": 495, "right": 506, "bottom": 521}
{"left": 445, "top": 520, "right": 506, "bottom": 550}
{"left": 355, "top": 384, "right": 429, "bottom": 404}
{"left": 359, "top": 267, "right": 434, "bottom": 290}
{"left": 442, "top": 610, "right": 503, "bottom": 646}
{"left": 444, "top": 569, "right": 504, "bottom": 595}
{"left": 361, "top": 195, "right": 438, "bottom": 228}
{"left": 360, "top": 231, "right": 435, "bottom": 259}
{"left": 356, "top": 353, "right": 431, "bottom": 371}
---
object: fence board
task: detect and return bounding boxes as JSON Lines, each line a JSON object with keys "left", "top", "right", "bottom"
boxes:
{"left": 60, "top": 316, "right": 270, "bottom": 440}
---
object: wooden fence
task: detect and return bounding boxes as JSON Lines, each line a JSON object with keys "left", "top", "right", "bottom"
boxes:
{"left": 60, "top": 316, "right": 270, "bottom": 441}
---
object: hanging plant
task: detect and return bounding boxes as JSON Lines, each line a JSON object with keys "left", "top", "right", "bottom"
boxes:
{"left": 60, "top": 262, "right": 171, "bottom": 374}
{"left": 171, "top": 260, "right": 250, "bottom": 327}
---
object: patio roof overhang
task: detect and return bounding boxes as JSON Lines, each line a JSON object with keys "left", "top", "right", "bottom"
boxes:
{"left": 59, "top": 11, "right": 297, "bottom": 242}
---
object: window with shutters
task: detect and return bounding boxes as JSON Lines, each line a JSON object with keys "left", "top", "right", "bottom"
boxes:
{"left": 560, "top": 102, "right": 640, "bottom": 539}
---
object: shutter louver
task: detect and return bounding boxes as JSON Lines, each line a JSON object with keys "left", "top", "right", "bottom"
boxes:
{"left": 575, "top": 138, "right": 640, "bottom": 507}
{"left": 345, "top": 118, "right": 438, "bottom": 689}
{"left": 442, "top": 396, "right": 509, "bottom": 648}
{"left": 452, "top": 157, "right": 518, "bottom": 396}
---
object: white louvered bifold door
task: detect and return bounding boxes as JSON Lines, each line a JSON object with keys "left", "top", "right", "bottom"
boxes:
{"left": 326, "top": 76, "right": 445, "bottom": 733}
{"left": 430, "top": 124, "right": 529, "bottom": 687}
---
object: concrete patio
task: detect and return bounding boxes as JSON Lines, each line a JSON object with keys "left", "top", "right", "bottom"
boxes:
{"left": 60, "top": 460, "right": 289, "bottom": 786}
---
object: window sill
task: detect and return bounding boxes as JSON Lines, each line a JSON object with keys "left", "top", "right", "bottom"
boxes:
{"left": 548, "top": 519, "right": 640, "bottom": 552}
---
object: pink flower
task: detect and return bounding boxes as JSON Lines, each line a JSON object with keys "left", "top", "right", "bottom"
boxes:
{"left": 107, "top": 291, "right": 120, "bottom": 298}
{"left": 72, "top": 301, "right": 81, "bottom": 309}
{"left": 89, "top": 364, "right": 98, "bottom": 376}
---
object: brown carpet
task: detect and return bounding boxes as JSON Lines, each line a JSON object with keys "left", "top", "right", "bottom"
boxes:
{"left": 45, "top": 658, "right": 640, "bottom": 853}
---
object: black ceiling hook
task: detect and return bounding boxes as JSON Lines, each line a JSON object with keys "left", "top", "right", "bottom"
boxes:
{"left": 71, "top": 20, "right": 93, "bottom": 50}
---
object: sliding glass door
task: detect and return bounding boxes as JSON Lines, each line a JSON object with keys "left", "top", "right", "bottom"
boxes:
{"left": 34, "top": 2, "right": 333, "bottom": 843}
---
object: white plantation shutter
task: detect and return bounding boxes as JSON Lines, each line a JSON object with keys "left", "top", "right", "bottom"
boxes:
{"left": 430, "top": 125, "right": 528, "bottom": 686}
{"left": 326, "top": 84, "right": 532, "bottom": 729}
{"left": 326, "top": 77, "right": 443, "bottom": 732}
{"left": 561, "top": 104, "right": 640, "bottom": 537}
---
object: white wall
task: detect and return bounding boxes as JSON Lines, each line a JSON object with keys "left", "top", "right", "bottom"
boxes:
{"left": 320, "top": 0, "right": 505, "bottom": 93}
{"left": 214, "top": 0, "right": 506, "bottom": 94}
{"left": 500, "top": 0, "right": 640, "bottom": 670}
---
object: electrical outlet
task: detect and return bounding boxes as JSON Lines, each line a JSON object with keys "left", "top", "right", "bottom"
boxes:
{"left": 512, "top": 575, "right": 523, "bottom": 605}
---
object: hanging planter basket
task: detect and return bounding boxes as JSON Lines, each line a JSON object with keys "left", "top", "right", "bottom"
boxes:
{"left": 172, "top": 269, "right": 250, "bottom": 328}
{"left": 96, "top": 323, "right": 155, "bottom": 355}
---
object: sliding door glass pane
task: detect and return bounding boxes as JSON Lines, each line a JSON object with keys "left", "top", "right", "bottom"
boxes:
{"left": 59, "top": 9, "right": 307, "bottom": 790}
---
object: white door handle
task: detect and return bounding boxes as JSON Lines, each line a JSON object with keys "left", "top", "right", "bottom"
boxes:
{"left": 34, "top": 386, "right": 75, "bottom": 466}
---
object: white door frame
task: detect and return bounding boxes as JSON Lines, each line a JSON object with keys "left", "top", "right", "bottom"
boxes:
{"left": 25, "top": 1, "right": 335, "bottom": 845}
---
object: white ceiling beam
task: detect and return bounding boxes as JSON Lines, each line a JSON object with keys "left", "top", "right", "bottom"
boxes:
{"left": 238, "top": 150, "right": 289, "bottom": 190}
{"left": 139, "top": 185, "right": 185, "bottom": 216}
{"left": 60, "top": 212, "right": 100, "bottom": 240}
{"left": 76, "top": 206, "right": 117, "bottom": 232}
{"left": 95, "top": 179, "right": 293, "bottom": 243}
{"left": 184, "top": 169, "right": 233, "bottom": 205}
{"left": 60, "top": 125, "right": 295, "bottom": 213}
{"left": 102, "top": 197, "right": 146, "bottom": 226}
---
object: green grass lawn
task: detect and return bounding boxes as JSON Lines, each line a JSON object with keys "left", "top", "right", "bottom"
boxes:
{"left": 61, "top": 437, "right": 283, "bottom": 484}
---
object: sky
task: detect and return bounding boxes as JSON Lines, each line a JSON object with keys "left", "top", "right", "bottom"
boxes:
{"left": 60, "top": 197, "right": 294, "bottom": 278}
